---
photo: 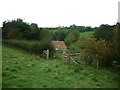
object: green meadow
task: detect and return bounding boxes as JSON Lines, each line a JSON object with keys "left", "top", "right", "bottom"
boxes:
{"left": 2, "top": 46, "right": 118, "bottom": 88}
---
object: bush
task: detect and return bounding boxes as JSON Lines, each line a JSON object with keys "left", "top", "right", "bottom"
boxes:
{"left": 113, "top": 23, "right": 120, "bottom": 63}
{"left": 3, "top": 39, "right": 54, "bottom": 58}
{"left": 94, "top": 24, "right": 115, "bottom": 42}
{"left": 65, "top": 29, "right": 79, "bottom": 46}
{"left": 81, "top": 36, "right": 116, "bottom": 67}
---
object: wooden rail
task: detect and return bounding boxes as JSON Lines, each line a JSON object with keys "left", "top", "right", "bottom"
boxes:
{"left": 62, "top": 52, "right": 81, "bottom": 64}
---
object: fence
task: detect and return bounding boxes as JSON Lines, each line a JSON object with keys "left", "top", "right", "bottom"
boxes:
{"left": 62, "top": 52, "right": 81, "bottom": 64}
{"left": 43, "top": 49, "right": 49, "bottom": 59}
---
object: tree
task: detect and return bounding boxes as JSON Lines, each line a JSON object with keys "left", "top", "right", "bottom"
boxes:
{"left": 29, "top": 23, "right": 40, "bottom": 40}
{"left": 64, "top": 29, "right": 79, "bottom": 46}
{"left": 65, "top": 32, "right": 75, "bottom": 46}
{"left": 94, "top": 24, "right": 115, "bottom": 42}
{"left": 2, "top": 18, "right": 30, "bottom": 39}
{"left": 39, "top": 28, "right": 51, "bottom": 42}
{"left": 72, "top": 29, "right": 79, "bottom": 41}
{"left": 7, "top": 28, "right": 21, "bottom": 39}
{"left": 113, "top": 23, "right": 120, "bottom": 62}
{"left": 70, "top": 24, "right": 77, "bottom": 30}
{"left": 55, "top": 30, "right": 66, "bottom": 41}
{"left": 50, "top": 28, "right": 68, "bottom": 41}
{"left": 51, "top": 32, "right": 57, "bottom": 41}
{"left": 81, "top": 37, "right": 116, "bottom": 67}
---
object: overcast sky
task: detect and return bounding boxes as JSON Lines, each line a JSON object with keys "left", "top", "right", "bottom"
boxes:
{"left": 0, "top": 0, "right": 119, "bottom": 27}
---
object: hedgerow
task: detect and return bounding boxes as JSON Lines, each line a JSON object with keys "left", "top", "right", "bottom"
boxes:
{"left": 3, "top": 39, "right": 54, "bottom": 57}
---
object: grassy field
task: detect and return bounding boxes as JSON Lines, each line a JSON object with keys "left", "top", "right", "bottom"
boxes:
{"left": 2, "top": 46, "right": 118, "bottom": 88}
{"left": 49, "top": 29, "right": 71, "bottom": 32}
{"left": 68, "top": 31, "right": 94, "bottom": 52}
{"left": 79, "top": 31, "right": 94, "bottom": 38}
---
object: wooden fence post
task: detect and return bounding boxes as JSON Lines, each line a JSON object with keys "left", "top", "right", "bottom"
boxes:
{"left": 43, "top": 49, "right": 49, "bottom": 59}
{"left": 46, "top": 49, "right": 49, "bottom": 59}
{"left": 62, "top": 52, "right": 65, "bottom": 62}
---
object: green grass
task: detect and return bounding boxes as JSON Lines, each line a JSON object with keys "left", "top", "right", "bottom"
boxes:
{"left": 68, "top": 31, "right": 94, "bottom": 52}
{"left": 49, "top": 29, "right": 71, "bottom": 32}
{"left": 2, "top": 46, "right": 118, "bottom": 88}
{"left": 79, "top": 31, "right": 94, "bottom": 38}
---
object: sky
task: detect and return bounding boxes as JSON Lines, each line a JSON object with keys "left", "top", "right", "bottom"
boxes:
{"left": 0, "top": 0, "right": 119, "bottom": 27}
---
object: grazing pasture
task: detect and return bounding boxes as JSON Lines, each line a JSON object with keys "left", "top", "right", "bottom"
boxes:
{"left": 80, "top": 31, "right": 94, "bottom": 38}
{"left": 2, "top": 46, "right": 118, "bottom": 88}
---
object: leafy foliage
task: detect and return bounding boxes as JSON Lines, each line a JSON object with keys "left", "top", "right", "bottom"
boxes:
{"left": 3, "top": 39, "right": 54, "bottom": 57}
{"left": 70, "top": 24, "right": 94, "bottom": 32}
{"left": 2, "top": 19, "right": 30, "bottom": 39}
{"left": 65, "top": 32, "right": 75, "bottom": 46}
{"left": 51, "top": 29, "right": 67, "bottom": 41}
{"left": 2, "top": 18, "right": 54, "bottom": 57}
{"left": 94, "top": 24, "right": 115, "bottom": 42}
{"left": 7, "top": 28, "right": 21, "bottom": 39}
{"left": 113, "top": 23, "right": 120, "bottom": 62}
{"left": 2, "top": 19, "right": 44, "bottom": 40}
{"left": 65, "top": 29, "right": 79, "bottom": 46}
{"left": 29, "top": 23, "right": 40, "bottom": 40}
{"left": 81, "top": 37, "right": 116, "bottom": 67}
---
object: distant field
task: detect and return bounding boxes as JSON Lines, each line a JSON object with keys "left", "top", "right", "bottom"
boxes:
{"left": 68, "top": 31, "right": 94, "bottom": 52}
{"left": 2, "top": 46, "right": 118, "bottom": 88}
{"left": 49, "top": 29, "right": 71, "bottom": 32}
{"left": 80, "top": 31, "right": 94, "bottom": 38}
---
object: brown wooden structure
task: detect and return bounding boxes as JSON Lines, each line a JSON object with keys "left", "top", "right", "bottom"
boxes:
{"left": 43, "top": 49, "right": 49, "bottom": 59}
{"left": 62, "top": 52, "right": 81, "bottom": 64}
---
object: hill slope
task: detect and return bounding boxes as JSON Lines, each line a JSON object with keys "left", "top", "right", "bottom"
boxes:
{"left": 2, "top": 46, "right": 118, "bottom": 88}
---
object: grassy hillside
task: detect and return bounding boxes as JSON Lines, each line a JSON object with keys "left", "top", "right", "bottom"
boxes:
{"left": 2, "top": 46, "right": 118, "bottom": 88}
{"left": 67, "top": 31, "right": 94, "bottom": 52}
{"left": 80, "top": 31, "right": 94, "bottom": 38}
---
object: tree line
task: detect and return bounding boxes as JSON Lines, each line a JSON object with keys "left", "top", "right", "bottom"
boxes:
{"left": 2, "top": 19, "right": 51, "bottom": 41}
{"left": 2, "top": 19, "right": 54, "bottom": 57}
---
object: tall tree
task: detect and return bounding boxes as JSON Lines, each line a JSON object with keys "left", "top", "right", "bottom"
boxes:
{"left": 94, "top": 24, "right": 115, "bottom": 42}
{"left": 39, "top": 28, "right": 51, "bottom": 42}
{"left": 72, "top": 29, "right": 79, "bottom": 41}
{"left": 2, "top": 18, "right": 30, "bottom": 39}
{"left": 29, "top": 23, "right": 40, "bottom": 40}
{"left": 7, "top": 28, "right": 21, "bottom": 39}
{"left": 65, "top": 32, "right": 75, "bottom": 46}
{"left": 64, "top": 29, "right": 79, "bottom": 46}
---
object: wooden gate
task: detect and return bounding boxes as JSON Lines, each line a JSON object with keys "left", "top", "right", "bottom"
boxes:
{"left": 62, "top": 52, "right": 81, "bottom": 64}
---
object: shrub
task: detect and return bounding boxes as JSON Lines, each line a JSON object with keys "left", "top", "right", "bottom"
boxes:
{"left": 113, "top": 23, "right": 120, "bottom": 63}
{"left": 3, "top": 39, "right": 54, "bottom": 58}
{"left": 81, "top": 36, "right": 116, "bottom": 67}
{"left": 94, "top": 24, "right": 115, "bottom": 42}
{"left": 65, "top": 29, "right": 79, "bottom": 46}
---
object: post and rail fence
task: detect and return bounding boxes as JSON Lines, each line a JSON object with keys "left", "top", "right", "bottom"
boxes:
{"left": 62, "top": 52, "right": 81, "bottom": 64}
{"left": 43, "top": 50, "right": 81, "bottom": 65}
